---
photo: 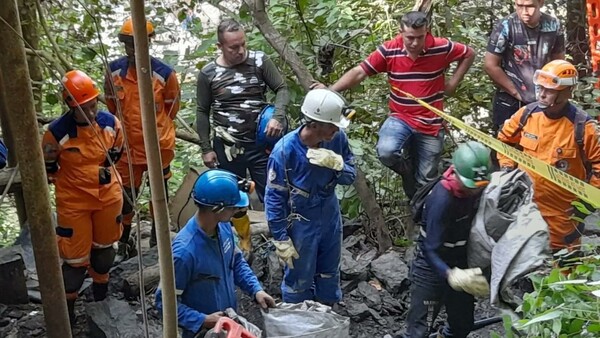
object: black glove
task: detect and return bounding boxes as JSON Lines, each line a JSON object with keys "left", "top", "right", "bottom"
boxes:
{"left": 103, "top": 148, "right": 122, "bottom": 167}
{"left": 99, "top": 167, "right": 112, "bottom": 185}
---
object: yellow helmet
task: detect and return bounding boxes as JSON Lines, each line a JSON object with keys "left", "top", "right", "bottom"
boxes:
{"left": 533, "top": 60, "right": 578, "bottom": 90}
{"left": 118, "top": 18, "right": 155, "bottom": 40}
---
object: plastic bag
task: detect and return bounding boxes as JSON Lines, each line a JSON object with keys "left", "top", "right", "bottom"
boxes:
{"left": 262, "top": 301, "right": 349, "bottom": 338}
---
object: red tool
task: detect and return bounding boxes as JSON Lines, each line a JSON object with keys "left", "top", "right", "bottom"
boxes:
{"left": 209, "top": 317, "right": 257, "bottom": 338}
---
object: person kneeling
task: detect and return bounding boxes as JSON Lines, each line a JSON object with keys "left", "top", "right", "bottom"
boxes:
{"left": 155, "top": 169, "right": 275, "bottom": 338}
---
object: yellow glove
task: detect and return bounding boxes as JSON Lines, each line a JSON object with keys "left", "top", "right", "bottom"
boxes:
{"left": 447, "top": 268, "right": 490, "bottom": 297}
{"left": 272, "top": 239, "right": 300, "bottom": 269}
{"left": 306, "top": 148, "right": 344, "bottom": 171}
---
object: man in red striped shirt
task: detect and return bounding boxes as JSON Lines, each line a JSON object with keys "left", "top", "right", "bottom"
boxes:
{"left": 314, "top": 11, "right": 474, "bottom": 199}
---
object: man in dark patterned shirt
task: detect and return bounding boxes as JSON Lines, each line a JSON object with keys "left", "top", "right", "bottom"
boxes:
{"left": 484, "top": 0, "right": 564, "bottom": 133}
{"left": 196, "top": 18, "right": 289, "bottom": 255}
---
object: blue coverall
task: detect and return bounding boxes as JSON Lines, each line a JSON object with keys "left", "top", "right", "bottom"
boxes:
{"left": 155, "top": 216, "right": 263, "bottom": 338}
{"left": 264, "top": 127, "right": 356, "bottom": 304}
{"left": 406, "top": 180, "right": 480, "bottom": 338}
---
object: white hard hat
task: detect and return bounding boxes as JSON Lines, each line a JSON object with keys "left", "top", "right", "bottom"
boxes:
{"left": 301, "top": 89, "right": 350, "bottom": 128}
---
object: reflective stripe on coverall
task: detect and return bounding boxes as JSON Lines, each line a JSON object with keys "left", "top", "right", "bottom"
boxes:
{"left": 155, "top": 217, "right": 263, "bottom": 337}
{"left": 265, "top": 127, "right": 356, "bottom": 304}
{"left": 497, "top": 103, "right": 600, "bottom": 249}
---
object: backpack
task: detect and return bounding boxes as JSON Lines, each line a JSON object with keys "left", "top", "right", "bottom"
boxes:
{"left": 410, "top": 176, "right": 442, "bottom": 225}
{"left": 510, "top": 102, "right": 592, "bottom": 182}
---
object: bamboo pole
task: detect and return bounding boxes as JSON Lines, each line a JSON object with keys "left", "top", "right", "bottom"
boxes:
{"left": 0, "top": 1, "right": 71, "bottom": 337}
{"left": 128, "top": 1, "right": 178, "bottom": 336}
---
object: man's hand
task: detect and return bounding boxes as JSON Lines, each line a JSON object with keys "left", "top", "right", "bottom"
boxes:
{"left": 272, "top": 239, "right": 300, "bottom": 268}
{"left": 511, "top": 91, "right": 523, "bottom": 102}
{"left": 306, "top": 148, "right": 344, "bottom": 171}
{"left": 202, "top": 311, "right": 225, "bottom": 329}
{"left": 202, "top": 151, "right": 219, "bottom": 168}
{"left": 310, "top": 82, "right": 327, "bottom": 89}
{"left": 265, "top": 119, "right": 284, "bottom": 137}
{"left": 447, "top": 268, "right": 490, "bottom": 297}
{"left": 255, "top": 290, "right": 276, "bottom": 309}
{"left": 444, "top": 78, "right": 460, "bottom": 96}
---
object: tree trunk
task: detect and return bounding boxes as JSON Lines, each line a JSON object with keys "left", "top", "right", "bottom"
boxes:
{"left": 0, "top": 1, "right": 71, "bottom": 336}
{"left": 0, "top": 71, "right": 27, "bottom": 227}
{"left": 244, "top": 0, "right": 392, "bottom": 253}
{"left": 567, "top": 0, "right": 589, "bottom": 76}
{"left": 18, "top": 0, "right": 43, "bottom": 114}
{"left": 128, "top": 1, "right": 178, "bottom": 337}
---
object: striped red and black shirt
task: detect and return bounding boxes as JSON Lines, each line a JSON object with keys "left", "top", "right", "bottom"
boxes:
{"left": 361, "top": 33, "right": 470, "bottom": 136}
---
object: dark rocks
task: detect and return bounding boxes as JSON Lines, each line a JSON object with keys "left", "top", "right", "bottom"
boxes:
{"left": 349, "top": 281, "right": 382, "bottom": 311}
{"left": 85, "top": 298, "right": 162, "bottom": 338}
{"left": 370, "top": 251, "right": 410, "bottom": 295}
{"left": 344, "top": 300, "right": 371, "bottom": 322}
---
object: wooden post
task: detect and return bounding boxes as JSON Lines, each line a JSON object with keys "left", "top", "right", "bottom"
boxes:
{"left": 0, "top": 1, "right": 71, "bottom": 337}
{"left": 128, "top": 1, "right": 178, "bottom": 336}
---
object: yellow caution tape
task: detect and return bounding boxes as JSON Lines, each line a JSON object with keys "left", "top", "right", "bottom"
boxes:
{"left": 391, "top": 87, "right": 600, "bottom": 208}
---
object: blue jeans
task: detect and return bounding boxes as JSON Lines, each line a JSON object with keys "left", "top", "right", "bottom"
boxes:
{"left": 376, "top": 116, "right": 444, "bottom": 198}
{"left": 405, "top": 251, "right": 474, "bottom": 338}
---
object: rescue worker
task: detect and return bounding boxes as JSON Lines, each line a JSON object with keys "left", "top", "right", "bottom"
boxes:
{"left": 104, "top": 18, "right": 181, "bottom": 261}
{"left": 484, "top": 0, "right": 564, "bottom": 167}
{"left": 155, "top": 169, "right": 275, "bottom": 338}
{"left": 312, "top": 11, "right": 475, "bottom": 199}
{"left": 42, "top": 70, "right": 124, "bottom": 324}
{"left": 498, "top": 60, "right": 600, "bottom": 250}
{"left": 404, "top": 141, "right": 491, "bottom": 338}
{"left": 264, "top": 88, "right": 356, "bottom": 304}
{"left": 196, "top": 18, "right": 290, "bottom": 257}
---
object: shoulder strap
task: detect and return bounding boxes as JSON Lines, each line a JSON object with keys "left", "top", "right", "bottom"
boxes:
{"left": 574, "top": 108, "right": 592, "bottom": 182}
{"left": 509, "top": 102, "right": 537, "bottom": 138}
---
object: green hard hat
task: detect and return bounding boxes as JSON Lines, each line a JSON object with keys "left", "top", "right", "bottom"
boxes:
{"left": 452, "top": 141, "right": 491, "bottom": 188}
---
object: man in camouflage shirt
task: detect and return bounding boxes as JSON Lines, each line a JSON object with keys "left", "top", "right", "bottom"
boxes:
{"left": 196, "top": 19, "right": 289, "bottom": 256}
{"left": 196, "top": 18, "right": 289, "bottom": 202}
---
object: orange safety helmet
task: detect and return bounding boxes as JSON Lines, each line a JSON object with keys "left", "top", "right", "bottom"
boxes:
{"left": 533, "top": 60, "right": 578, "bottom": 91}
{"left": 61, "top": 70, "right": 100, "bottom": 108}
{"left": 119, "top": 18, "right": 155, "bottom": 40}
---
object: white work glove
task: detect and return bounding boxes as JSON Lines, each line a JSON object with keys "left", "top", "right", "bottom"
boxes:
{"left": 306, "top": 148, "right": 344, "bottom": 171}
{"left": 447, "top": 267, "right": 490, "bottom": 297}
{"left": 272, "top": 239, "right": 300, "bottom": 269}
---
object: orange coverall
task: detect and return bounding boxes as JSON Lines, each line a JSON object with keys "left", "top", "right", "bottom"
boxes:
{"left": 42, "top": 111, "right": 124, "bottom": 297}
{"left": 104, "top": 56, "right": 180, "bottom": 226}
{"left": 497, "top": 104, "right": 600, "bottom": 249}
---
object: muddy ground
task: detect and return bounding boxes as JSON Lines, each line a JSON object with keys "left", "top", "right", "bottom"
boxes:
{"left": 0, "top": 221, "right": 505, "bottom": 338}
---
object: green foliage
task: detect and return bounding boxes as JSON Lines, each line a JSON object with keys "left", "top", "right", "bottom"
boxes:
{"left": 500, "top": 252, "right": 600, "bottom": 337}
{"left": 0, "top": 0, "right": 596, "bottom": 243}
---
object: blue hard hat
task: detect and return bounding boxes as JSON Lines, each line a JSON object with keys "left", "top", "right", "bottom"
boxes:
{"left": 256, "top": 105, "right": 287, "bottom": 148}
{"left": 192, "top": 169, "right": 249, "bottom": 208}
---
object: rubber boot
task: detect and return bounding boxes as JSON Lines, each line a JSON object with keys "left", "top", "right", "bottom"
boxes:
{"left": 231, "top": 214, "right": 252, "bottom": 258}
{"left": 67, "top": 298, "right": 76, "bottom": 327}
{"left": 93, "top": 282, "right": 109, "bottom": 301}
{"left": 114, "top": 224, "right": 132, "bottom": 265}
